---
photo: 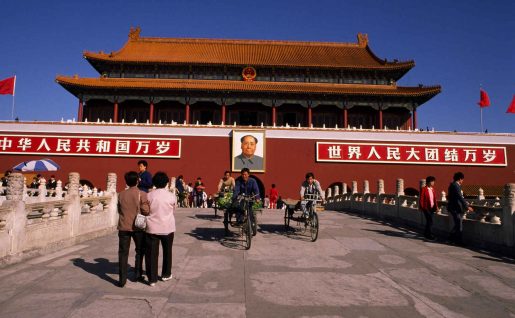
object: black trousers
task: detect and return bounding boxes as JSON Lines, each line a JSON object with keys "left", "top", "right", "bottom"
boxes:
{"left": 449, "top": 210, "right": 463, "bottom": 242}
{"left": 145, "top": 232, "right": 174, "bottom": 283}
{"left": 118, "top": 230, "right": 145, "bottom": 286}
{"left": 422, "top": 210, "right": 434, "bottom": 237}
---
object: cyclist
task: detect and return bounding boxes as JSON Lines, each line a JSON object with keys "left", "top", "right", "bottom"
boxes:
{"left": 217, "top": 171, "right": 235, "bottom": 193}
{"left": 232, "top": 168, "right": 260, "bottom": 224}
{"left": 300, "top": 172, "right": 325, "bottom": 218}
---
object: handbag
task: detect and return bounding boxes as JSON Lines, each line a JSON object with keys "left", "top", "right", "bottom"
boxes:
{"left": 134, "top": 192, "right": 147, "bottom": 230}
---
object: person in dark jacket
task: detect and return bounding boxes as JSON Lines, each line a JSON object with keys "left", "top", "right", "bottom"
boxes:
{"left": 232, "top": 168, "right": 260, "bottom": 224}
{"left": 419, "top": 176, "right": 438, "bottom": 240}
{"left": 447, "top": 172, "right": 473, "bottom": 244}
{"left": 137, "top": 160, "right": 153, "bottom": 193}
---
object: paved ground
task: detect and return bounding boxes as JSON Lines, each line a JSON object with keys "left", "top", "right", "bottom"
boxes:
{"left": 0, "top": 208, "right": 514, "bottom": 318}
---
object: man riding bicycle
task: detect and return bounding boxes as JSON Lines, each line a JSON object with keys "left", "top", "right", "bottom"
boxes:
{"left": 300, "top": 172, "right": 325, "bottom": 218}
{"left": 232, "top": 168, "right": 260, "bottom": 224}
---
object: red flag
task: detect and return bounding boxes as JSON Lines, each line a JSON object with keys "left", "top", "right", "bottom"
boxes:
{"left": 477, "top": 88, "right": 490, "bottom": 107}
{"left": 0, "top": 76, "right": 15, "bottom": 95}
{"left": 506, "top": 95, "right": 515, "bottom": 114}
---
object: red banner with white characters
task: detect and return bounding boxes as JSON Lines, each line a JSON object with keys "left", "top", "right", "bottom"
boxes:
{"left": 317, "top": 142, "right": 507, "bottom": 166}
{"left": 0, "top": 134, "right": 181, "bottom": 158}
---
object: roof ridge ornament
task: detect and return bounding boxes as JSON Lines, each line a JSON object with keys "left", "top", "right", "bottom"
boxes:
{"left": 129, "top": 26, "right": 141, "bottom": 41}
{"left": 357, "top": 33, "right": 368, "bottom": 47}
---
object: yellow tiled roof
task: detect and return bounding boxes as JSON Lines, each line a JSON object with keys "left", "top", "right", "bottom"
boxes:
{"left": 83, "top": 29, "right": 413, "bottom": 70}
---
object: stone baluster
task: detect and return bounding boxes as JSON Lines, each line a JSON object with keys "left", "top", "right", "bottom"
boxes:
{"left": 352, "top": 181, "right": 358, "bottom": 194}
{"left": 5, "top": 173, "right": 27, "bottom": 252}
{"left": 396, "top": 178, "right": 405, "bottom": 196}
{"left": 334, "top": 185, "right": 340, "bottom": 197}
{"left": 502, "top": 184, "right": 515, "bottom": 246}
{"left": 363, "top": 180, "right": 370, "bottom": 194}
{"left": 93, "top": 187, "right": 98, "bottom": 197}
{"left": 342, "top": 183, "right": 347, "bottom": 195}
{"left": 326, "top": 187, "right": 332, "bottom": 199}
{"left": 377, "top": 179, "right": 385, "bottom": 195}
{"left": 38, "top": 178, "right": 47, "bottom": 201}
{"left": 441, "top": 191, "right": 447, "bottom": 201}
{"left": 478, "top": 188, "right": 485, "bottom": 200}
{"left": 82, "top": 185, "right": 89, "bottom": 198}
{"left": 107, "top": 173, "right": 117, "bottom": 194}
{"left": 56, "top": 180, "right": 63, "bottom": 198}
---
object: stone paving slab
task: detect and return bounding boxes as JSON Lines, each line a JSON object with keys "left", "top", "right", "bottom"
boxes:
{"left": 0, "top": 208, "right": 514, "bottom": 317}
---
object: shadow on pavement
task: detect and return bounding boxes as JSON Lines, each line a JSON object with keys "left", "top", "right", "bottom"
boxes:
{"left": 188, "top": 214, "right": 223, "bottom": 222}
{"left": 186, "top": 227, "right": 226, "bottom": 242}
{"left": 72, "top": 257, "right": 118, "bottom": 286}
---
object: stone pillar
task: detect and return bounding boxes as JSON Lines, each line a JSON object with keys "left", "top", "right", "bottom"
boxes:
{"left": 352, "top": 181, "right": 358, "bottom": 194}
{"left": 363, "top": 180, "right": 370, "bottom": 194}
{"left": 441, "top": 191, "right": 447, "bottom": 202}
{"left": 342, "top": 183, "right": 347, "bottom": 195}
{"left": 502, "top": 183, "right": 515, "bottom": 247}
{"left": 113, "top": 101, "right": 119, "bottom": 123}
{"left": 185, "top": 101, "right": 190, "bottom": 124}
{"left": 377, "top": 179, "right": 385, "bottom": 195}
{"left": 307, "top": 104, "right": 312, "bottom": 128}
{"left": 378, "top": 108, "right": 383, "bottom": 129}
{"left": 67, "top": 173, "right": 80, "bottom": 197}
{"left": 5, "top": 173, "right": 27, "bottom": 255}
{"left": 478, "top": 188, "right": 485, "bottom": 200}
{"left": 396, "top": 179, "right": 405, "bottom": 196}
{"left": 6, "top": 173, "right": 24, "bottom": 201}
{"left": 272, "top": 103, "right": 277, "bottom": 126}
{"left": 106, "top": 173, "right": 117, "bottom": 194}
{"left": 334, "top": 185, "right": 339, "bottom": 197}
{"left": 78, "top": 98, "right": 84, "bottom": 122}
{"left": 149, "top": 101, "right": 154, "bottom": 124}
{"left": 221, "top": 102, "right": 226, "bottom": 125}
{"left": 106, "top": 172, "right": 118, "bottom": 227}
{"left": 326, "top": 188, "right": 332, "bottom": 199}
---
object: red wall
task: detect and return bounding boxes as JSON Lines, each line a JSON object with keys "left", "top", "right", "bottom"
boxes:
{"left": 1, "top": 133, "right": 514, "bottom": 200}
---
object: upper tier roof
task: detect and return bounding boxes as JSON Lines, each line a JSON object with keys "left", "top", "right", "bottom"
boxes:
{"left": 83, "top": 27, "right": 414, "bottom": 71}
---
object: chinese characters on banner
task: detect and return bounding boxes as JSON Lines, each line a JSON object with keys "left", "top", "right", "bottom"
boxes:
{"left": 0, "top": 135, "right": 181, "bottom": 158}
{"left": 317, "top": 142, "right": 507, "bottom": 166}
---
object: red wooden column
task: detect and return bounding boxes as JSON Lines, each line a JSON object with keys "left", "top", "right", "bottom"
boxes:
{"left": 149, "top": 101, "right": 154, "bottom": 123}
{"left": 272, "top": 102, "right": 277, "bottom": 126}
{"left": 378, "top": 108, "right": 383, "bottom": 129}
{"left": 221, "top": 101, "right": 226, "bottom": 124}
{"left": 343, "top": 107, "right": 348, "bottom": 128}
{"left": 185, "top": 101, "right": 190, "bottom": 124}
{"left": 307, "top": 104, "right": 312, "bottom": 127}
{"left": 113, "top": 101, "right": 119, "bottom": 123}
{"left": 78, "top": 99, "right": 83, "bottom": 122}
{"left": 412, "top": 108, "right": 418, "bottom": 129}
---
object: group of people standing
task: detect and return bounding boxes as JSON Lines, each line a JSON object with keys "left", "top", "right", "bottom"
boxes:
{"left": 419, "top": 171, "right": 473, "bottom": 245}
{"left": 117, "top": 160, "right": 176, "bottom": 287}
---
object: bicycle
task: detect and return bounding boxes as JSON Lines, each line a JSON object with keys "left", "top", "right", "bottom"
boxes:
{"left": 284, "top": 193, "right": 320, "bottom": 242}
{"left": 224, "top": 194, "right": 258, "bottom": 250}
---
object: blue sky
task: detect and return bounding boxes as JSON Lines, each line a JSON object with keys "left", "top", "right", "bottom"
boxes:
{"left": 0, "top": 0, "right": 513, "bottom": 132}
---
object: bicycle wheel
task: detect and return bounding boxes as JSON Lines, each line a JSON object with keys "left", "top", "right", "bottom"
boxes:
{"left": 244, "top": 215, "right": 252, "bottom": 250}
{"left": 310, "top": 211, "right": 319, "bottom": 242}
{"left": 251, "top": 210, "right": 257, "bottom": 236}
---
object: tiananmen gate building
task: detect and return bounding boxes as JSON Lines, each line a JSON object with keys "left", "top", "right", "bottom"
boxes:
{"left": 0, "top": 27, "right": 513, "bottom": 198}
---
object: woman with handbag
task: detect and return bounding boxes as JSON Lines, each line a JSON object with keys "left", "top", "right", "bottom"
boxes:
{"left": 145, "top": 172, "right": 177, "bottom": 286}
{"left": 117, "top": 171, "right": 149, "bottom": 287}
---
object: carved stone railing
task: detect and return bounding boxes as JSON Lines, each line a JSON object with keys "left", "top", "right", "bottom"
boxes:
{"left": 0, "top": 172, "right": 118, "bottom": 266}
{"left": 326, "top": 179, "right": 515, "bottom": 252}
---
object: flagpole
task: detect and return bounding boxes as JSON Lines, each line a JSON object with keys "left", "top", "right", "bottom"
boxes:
{"left": 11, "top": 75, "right": 16, "bottom": 120}
{"left": 480, "top": 107, "right": 483, "bottom": 133}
